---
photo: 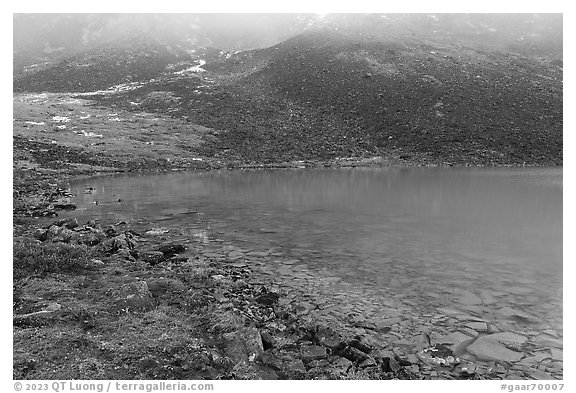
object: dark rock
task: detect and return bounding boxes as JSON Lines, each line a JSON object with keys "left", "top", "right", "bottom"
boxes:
{"left": 100, "top": 233, "right": 137, "bottom": 258}
{"left": 86, "top": 220, "right": 98, "bottom": 227}
{"left": 348, "top": 338, "right": 372, "bottom": 354}
{"left": 33, "top": 228, "right": 48, "bottom": 241}
{"left": 418, "top": 344, "right": 460, "bottom": 367}
{"left": 260, "top": 331, "right": 276, "bottom": 350}
{"left": 255, "top": 288, "right": 280, "bottom": 307}
{"left": 340, "top": 346, "right": 369, "bottom": 363}
{"left": 140, "top": 251, "right": 166, "bottom": 265}
{"left": 104, "top": 225, "right": 119, "bottom": 237}
{"left": 168, "top": 256, "right": 189, "bottom": 263}
{"left": 157, "top": 243, "right": 186, "bottom": 256}
{"left": 53, "top": 203, "right": 76, "bottom": 210}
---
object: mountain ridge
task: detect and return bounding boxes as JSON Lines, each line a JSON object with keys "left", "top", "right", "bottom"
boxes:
{"left": 13, "top": 14, "right": 563, "bottom": 166}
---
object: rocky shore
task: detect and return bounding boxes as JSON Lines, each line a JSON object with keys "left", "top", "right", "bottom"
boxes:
{"left": 13, "top": 163, "right": 563, "bottom": 380}
{"left": 13, "top": 93, "right": 562, "bottom": 380}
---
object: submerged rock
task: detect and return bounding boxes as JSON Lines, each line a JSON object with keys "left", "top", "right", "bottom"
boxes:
{"left": 533, "top": 333, "right": 563, "bottom": 348}
{"left": 466, "top": 332, "right": 527, "bottom": 362}
{"left": 497, "top": 307, "right": 541, "bottom": 324}
{"left": 456, "top": 291, "right": 483, "bottom": 305}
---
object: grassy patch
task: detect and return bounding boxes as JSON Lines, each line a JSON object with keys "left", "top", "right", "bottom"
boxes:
{"left": 14, "top": 237, "right": 92, "bottom": 276}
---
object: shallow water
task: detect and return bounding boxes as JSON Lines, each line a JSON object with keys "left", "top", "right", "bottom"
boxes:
{"left": 68, "top": 167, "right": 563, "bottom": 339}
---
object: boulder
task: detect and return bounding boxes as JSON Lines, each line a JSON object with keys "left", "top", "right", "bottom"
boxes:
{"left": 222, "top": 327, "right": 264, "bottom": 365}
{"left": 53, "top": 217, "right": 79, "bottom": 229}
{"left": 114, "top": 281, "right": 156, "bottom": 312}
{"left": 340, "top": 346, "right": 369, "bottom": 363}
{"left": 45, "top": 225, "right": 79, "bottom": 243}
{"left": 100, "top": 233, "right": 137, "bottom": 258}
{"left": 140, "top": 251, "right": 166, "bottom": 265}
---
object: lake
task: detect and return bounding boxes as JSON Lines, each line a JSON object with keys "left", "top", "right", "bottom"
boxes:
{"left": 67, "top": 166, "right": 563, "bottom": 365}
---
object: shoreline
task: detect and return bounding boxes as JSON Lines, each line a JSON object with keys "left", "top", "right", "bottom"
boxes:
{"left": 13, "top": 93, "right": 562, "bottom": 380}
{"left": 13, "top": 160, "right": 563, "bottom": 381}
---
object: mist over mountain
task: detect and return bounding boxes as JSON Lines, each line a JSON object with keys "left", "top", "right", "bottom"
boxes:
{"left": 13, "top": 13, "right": 562, "bottom": 75}
{"left": 13, "top": 14, "right": 563, "bottom": 165}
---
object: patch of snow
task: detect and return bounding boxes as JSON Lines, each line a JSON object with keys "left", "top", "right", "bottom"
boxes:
{"left": 80, "top": 130, "right": 103, "bottom": 138}
{"left": 130, "top": 102, "right": 141, "bottom": 106}
{"left": 191, "top": 158, "right": 203, "bottom": 161}
{"left": 75, "top": 82, "right": 146, "bottom": 96}
{"left": 219, "top": 50, "right": 232, "bottom": 59}
{"left": 79, "top": 114, "right": 91, "bottom": 119}
{"left": 109, "top": 118, "right": 124, "bottom": 122}
{"left": 25, "top": 121, "right": 46, "bottom": 125}
{"left": 52, "top": 116, "right": 71, "bottom": 123}
{"left": 174, "top": 60, "right": 206, "bottom": 75}
{"left": 56, "top": 125, "right": 67, "bottom": 129}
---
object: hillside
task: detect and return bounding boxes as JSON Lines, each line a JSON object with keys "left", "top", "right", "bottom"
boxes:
{"left": 13, "top": 14, "right": 563, "bottom": 166}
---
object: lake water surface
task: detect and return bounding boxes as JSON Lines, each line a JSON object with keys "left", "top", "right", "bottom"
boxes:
{"left": 68, "top": 167, "right": 563, "bottom": 364}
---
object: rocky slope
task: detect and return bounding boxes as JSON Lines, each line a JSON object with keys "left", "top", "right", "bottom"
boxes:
{"left": 14, "top": 14, "right": 563, "bottom": 165}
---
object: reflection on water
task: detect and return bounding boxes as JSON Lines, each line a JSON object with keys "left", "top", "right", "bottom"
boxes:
{"left": 69, "top": 167, "right": 563, "bottom": 333}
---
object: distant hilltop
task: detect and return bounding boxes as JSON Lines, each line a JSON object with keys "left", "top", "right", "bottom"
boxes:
{"left": 13, "top": 14, "right": 563, "bottom": 166}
